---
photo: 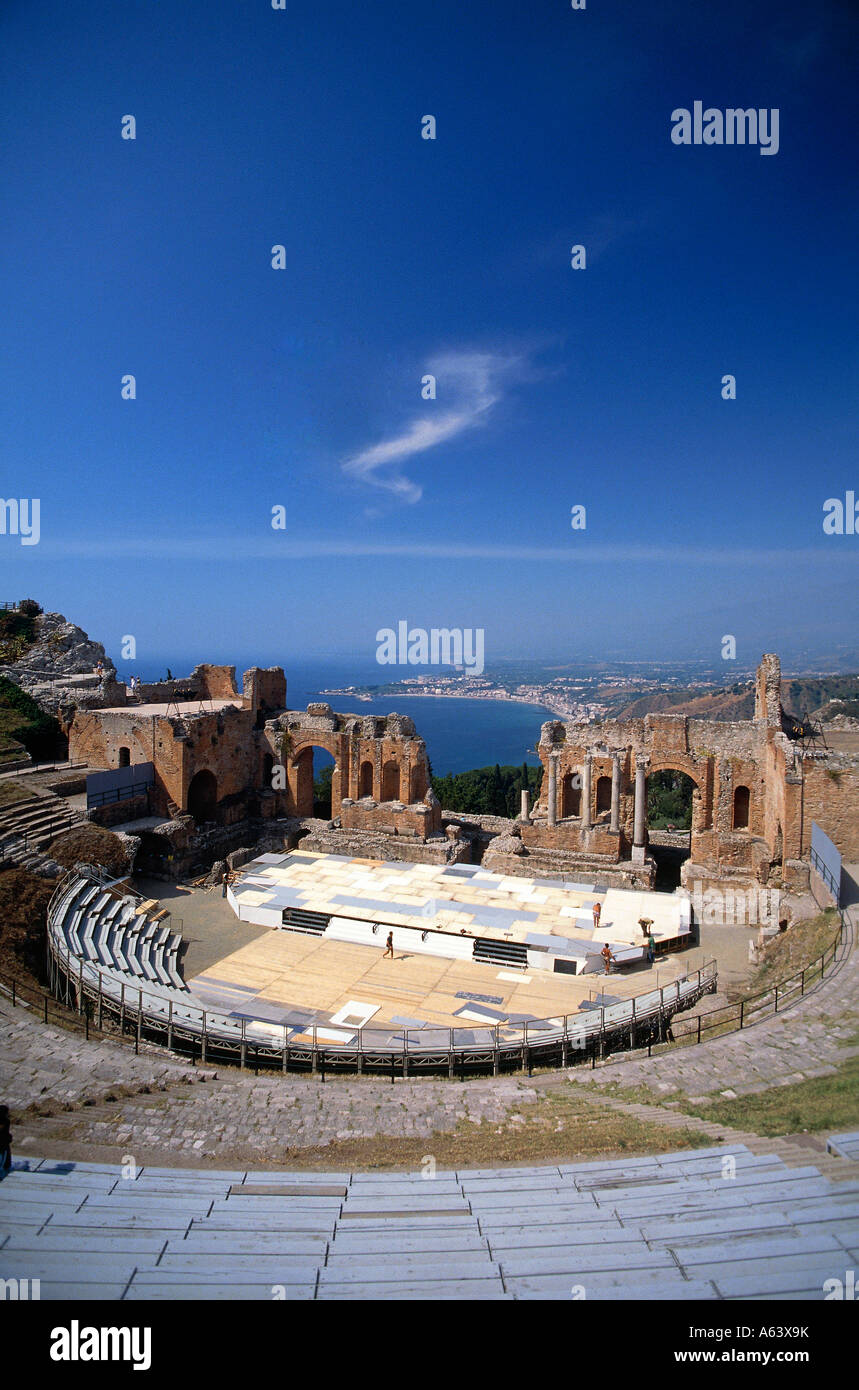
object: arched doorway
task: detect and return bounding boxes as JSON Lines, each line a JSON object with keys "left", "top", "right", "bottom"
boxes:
{"left": 646, "top": 768, "right": 695, "bottom": 890}
{"left": 291, "top": 745, "right": 337, "bottom": 818}
{"left": 359, "top": 760, "right": 374, "bottom": 798}
{"left": 381, "top": 760, "right": 400, "bottom": 802}
{"left": 312, "top": 748, "right": 336, "bottom": 817}
{"left": 733, "top": 785, "right": 750, "bottom": 829}
{"left": 595, "top": 775, "right": 612, "bottom": 817}
{"left": 187, "top": 769, "right": 218, "bottom": 824}
{"left": 561, "top": 773, "right": 581, "bottom": 818}
{"left": 118, "top": 746, "right": 131, "bottom": 768}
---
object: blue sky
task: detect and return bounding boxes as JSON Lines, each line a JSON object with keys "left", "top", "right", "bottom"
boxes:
{"left": 1, "top": 0, "right": 857, "bottom": 674}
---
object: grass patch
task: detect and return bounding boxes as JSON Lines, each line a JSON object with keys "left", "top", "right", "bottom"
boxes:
{"left": 577, "top": 1078, "right": 677, "bottom": 1106}
{"left": 730, "top": 909, "right": 841, "bottom": 1003}
{"left": 236, "top": 1087, "right": 710, "bottom": 1171}
{"left": 0, "top": 867, "right": 55, "bottom": 983}
{"left": 0, "top": 677, "right": 62, "bottom": 762}
{"left": 0, "top": 780, "right": 34, "bottom": 808}
{"left": 673, "top": 1055, "right": 859, "bottom": 1137}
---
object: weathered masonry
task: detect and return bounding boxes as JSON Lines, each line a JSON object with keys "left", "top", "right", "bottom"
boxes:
{"left": 272, "top": 705, "right": 440, "bottom": 838}
{"left": 68, "top": 667, "right": 440, "bottom": 841}
{"left": 508, "top": 654, "right": 859, "bottom": 891}
{"left": 67, "top": 653, "right": 857, "bottom": 890}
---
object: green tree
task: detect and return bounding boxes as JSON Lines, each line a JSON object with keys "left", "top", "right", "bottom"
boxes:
{"left": 313, "top": 762, "right": 334, "bottom": 817}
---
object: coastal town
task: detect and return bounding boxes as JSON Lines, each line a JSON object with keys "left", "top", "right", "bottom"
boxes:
{"left": 320, "top": 666, "right": 738, "bottom": 723}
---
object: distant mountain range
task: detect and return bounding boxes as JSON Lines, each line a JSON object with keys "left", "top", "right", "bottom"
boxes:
{"left": 615, "top": 675, "right": 859, "bottom": 723}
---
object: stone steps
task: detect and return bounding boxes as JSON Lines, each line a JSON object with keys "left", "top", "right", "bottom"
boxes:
{"left": 0, "top": 785, "right": 85, "bottom": 869}
{"left": 569, "top": 1082, "right": 859, "bottom": 1181}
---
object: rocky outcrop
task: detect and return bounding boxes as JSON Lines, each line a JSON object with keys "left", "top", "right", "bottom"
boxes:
{"left": 0, "top": 611, "right": 121, "bottom": 720}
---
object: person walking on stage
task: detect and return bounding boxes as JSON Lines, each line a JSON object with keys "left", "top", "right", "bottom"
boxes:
{"left": 600, "top": 942, "right": 614, "bottom": 976}
{"left": 383, "top": 931, "right": 394, "bottom": 959}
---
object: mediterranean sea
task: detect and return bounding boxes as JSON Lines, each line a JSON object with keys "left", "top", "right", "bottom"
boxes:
{"left": 128, "top": 655, "right": 552, "bottom": 776}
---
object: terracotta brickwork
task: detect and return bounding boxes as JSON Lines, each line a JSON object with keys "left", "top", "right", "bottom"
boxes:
{"left": 68, "top": 653, "right": 855, "bottom": 883}
{"left": 69, "top": 674, "right": 440, "bottom": 841}
{"left": 263, "top": 706, "right": 439, "bottom": 835}
{"left": 800, "top": 758, "right": 859, "bottom": 861}
{"left": 521, "top": 655, "right": 853, "bottom": 890}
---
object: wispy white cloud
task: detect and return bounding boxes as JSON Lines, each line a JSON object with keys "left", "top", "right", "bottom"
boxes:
{"left": 341, "top": 348, "right": 529, "bottom": 502}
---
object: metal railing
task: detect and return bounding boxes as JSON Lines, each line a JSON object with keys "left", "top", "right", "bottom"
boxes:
{"left": 37, "top": 869, "right": 717, "bottom": 1078}
{"left": 652, "top": 907, "right": 847, "bottom": 1052}
{"left": 21, "top": 872, "right": 847, "bottom": 1081}
{"left": 810, "top": 845, "right": 841, "bottom": 905}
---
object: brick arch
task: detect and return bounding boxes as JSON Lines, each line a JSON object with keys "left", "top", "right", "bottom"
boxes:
{"left": 288, "top": 739, "right": 342, "bottom": 818}
{"left": 646, "top": 756, "right": 705, "bottom": 790}
{"left": 644, "top": 753, "right": 715, "bottom": 838}
{"left": 187, "top": 768, "right": 218, "bottom": 824}
{"left": 289, "top": 730, "right": 341, "bottom": 763}
{"left": 381, "top": 759, "right": 401, "bottom": 802}
{"left": 644, "top": 759, "right": 708, "bottom": 859}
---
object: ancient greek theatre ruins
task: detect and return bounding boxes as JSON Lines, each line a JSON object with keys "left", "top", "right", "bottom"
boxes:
{"left": 65, "top": 652, "right": 859, "bottom": 894}
{"left": 35, "top": 652, "right": 854, "bottom": 1069}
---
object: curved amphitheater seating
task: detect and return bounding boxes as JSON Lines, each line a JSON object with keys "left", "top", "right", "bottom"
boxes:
{"left": 50, "top": 876, "right": 189, "bottom": 1002}
{"left": 1, "top": 1144, "right": 858, "bottom": 1300}
{"left": 50, "top": 877, "right": 186, "bottom": 995}
{"left": 49, "top": 872, "right": 713, "bottom": 1062}
{"left": 48, "top": 873, "right": 277, "bottom": 1047}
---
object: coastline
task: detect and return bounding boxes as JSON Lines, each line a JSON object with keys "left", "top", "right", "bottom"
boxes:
{"left": 320, "top": 688, "right": 567, "bottom": 720}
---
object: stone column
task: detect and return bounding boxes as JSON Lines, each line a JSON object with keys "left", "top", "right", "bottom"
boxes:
{"left": 581, "top": 754, "right": 592, "bottom": 830}
{"left": 547, "top": 755, "right": 558, "bottom": 827}
{"left": 632, "top": 756, "right": 648, "bottom": 862}
{"left": 520, "top": 788, "right": 530, "bottom": 822}
{"left": 610, "top": 752, "right": 621, "bottom": 832}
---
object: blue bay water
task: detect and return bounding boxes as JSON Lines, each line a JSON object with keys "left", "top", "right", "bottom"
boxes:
{"left": 122, "top": 654, "right": 551, "bottom": 776}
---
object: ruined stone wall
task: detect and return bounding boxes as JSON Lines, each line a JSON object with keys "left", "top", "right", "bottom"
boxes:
{"left": 70, "top": 710, "right": 159, "bottom": 775}
{"left": 242, "top": 666, "right": 286, "bottom": 719}
{"left": 135, "top": 678, "right": 198, "bottom": 703}
{"left": 528, "top": 672, "right": 785, "bottom": 884}
{"left": 755, "top": 652, "right": 783, "bottom": 726}
{"left": 89, "top": 792, "right": 151, "bottom": 828}
{"left": 340, "top": 798, "right": 440, "bottom": 839}
{"left": 800, "top": 755, "right": 859, "bottom": 860}
{"left": 66, "top": 650, "right": 856, "bottom": 892}
{"left": 299, "top": 825, "right": 460, "bottom": 866}
{"left": 264, "top": 706, "right": 435, "bottom": 826}
{"left": 70, "top": 704, "right": 256, "bottom": 819}
{"left": 194, "top": 664, "right": 241, "bottom": 701}
{"left": 520, "top": 819, "right": 623, "bottom": 858}
{"left": 175, "top": 706, "right": 256, "bottom": 813}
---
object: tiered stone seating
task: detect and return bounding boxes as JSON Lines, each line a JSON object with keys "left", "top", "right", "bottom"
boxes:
{"left": 0, "top": 786, "right": 84, "bottom": 872}
{"left": 44, "top": 871, "right": 706, "bottom": 1057}
{"left": 50, "top": 874, "right": 187, "bottom": 1000}
{"left": 48, "top": 872, "right": 264, "bottom": 1046}
{"left": 828, "top": 1132, "right": 859, "bottom": 1162}
{"left": 2, "top": 1145, "right": 857, "bottom": 1299}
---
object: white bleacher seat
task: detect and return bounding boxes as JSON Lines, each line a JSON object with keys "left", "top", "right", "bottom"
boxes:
{"left": 3, "top": 1145, "right": 856, "bottom": 1301}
